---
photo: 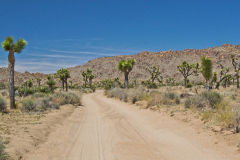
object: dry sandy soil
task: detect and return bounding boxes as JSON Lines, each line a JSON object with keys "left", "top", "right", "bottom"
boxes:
{"left": 22, "top": 91, "right": 240, "bottom": 160}
{"left": 0, "top": 104, "right": 77, "bottom": 160}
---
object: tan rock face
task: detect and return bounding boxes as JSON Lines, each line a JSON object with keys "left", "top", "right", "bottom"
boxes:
{"left": 69, "top": 44, "right": 240, "bottom": 84}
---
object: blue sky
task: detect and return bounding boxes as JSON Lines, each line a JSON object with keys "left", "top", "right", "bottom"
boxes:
{"left": 0, "top": 0, "right": 239, "bottom": 73}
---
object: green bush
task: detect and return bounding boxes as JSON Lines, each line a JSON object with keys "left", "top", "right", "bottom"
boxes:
{"left": 141, "top": 80, "right": 158, "bottom": 89}
{"left": 0, "top": 138, "right": 7, "bottom": 160}
{"left": 18, "top": 87, "right": 36, "bottom": 97}
{"left": 0, "top": 97, "right": 6, "bottom": 113}
{"left": 21, "top": 99, "right": 37, "bottom": 112}
{"left": 38, "top": 86, "right": 51, "bottom": 93}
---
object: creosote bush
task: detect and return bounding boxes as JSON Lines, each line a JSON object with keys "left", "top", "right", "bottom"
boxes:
{"left": 0, "top": 97, "right": 6, "bottom": 113}
{"left": 21, "top": 99, "right": 37, "bottom": 112}
{"left": 147, "top": 91, "right": 180, "bottom": 107}
{"left": 51, "top": 92, "right": 82, "bottom": 106}
{"left": 36, "top": 97, "right": 59, "bottom": 111}
{"left": 185, "top": 91, "right": 222, "bottom": 109}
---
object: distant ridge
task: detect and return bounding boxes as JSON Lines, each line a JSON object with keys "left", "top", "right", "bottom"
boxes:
{"left": 1, "top": 43, "right": 240, "bottom": 86}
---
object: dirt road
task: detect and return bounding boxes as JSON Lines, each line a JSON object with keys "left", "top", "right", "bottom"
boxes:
{"left": 25, "top": 91, "right": 240, "bottom": 160}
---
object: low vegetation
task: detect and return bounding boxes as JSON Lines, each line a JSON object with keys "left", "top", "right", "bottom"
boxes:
{"left": 0, "top": 97, "right": 6, "bottom": 113}
{"left": 0, "top": 138, "right": 7, "bottom": 160}
{"left": 20, "top": 91, "right": 81, "bottom": 113}
{"left": 105, "top": 86, "right": 240, "bottom": 133}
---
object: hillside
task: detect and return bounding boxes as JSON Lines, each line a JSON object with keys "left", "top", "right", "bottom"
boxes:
{"left": 0, "top": 43, "right": 240, "bottom": 86}
{"left": 0, "top": 68, "right": 46, "bottom": 86}
{"left": 69, "top": 44, "right": 240, "bottom": 84}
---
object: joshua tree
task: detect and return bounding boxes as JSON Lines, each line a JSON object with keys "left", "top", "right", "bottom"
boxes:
{"left": 214, "top": 64, "right": 231, "bottom": 89}
{"left": 81, "top": 68, "right": 94, "bottom": 88}
{"left": 36, "top": 78, "right": 42, "bottom": 87}
{"left": 1, "top": 37, "right": 27, "bottom": 109}
{"left": 201, "top": 56, "right": 213, "bottom": 89}
{"left": 117, "top": 59, "right": 136, "bottom": 88}
{"left": 27, "top": 80, "right": 33, "bottom": 88}
{"left": 82, "top": 71, "right": 87, "bottom": 87}
{"left": 146, "top": 66, "right": 163, "bottom": 84}
{"left": 177, "top": 61, "right": 199, "bottom": 87}
{"left": 56, "top": 68, "right": 71, "bottom": 91}
{"left": 47, "top": 75, "right": 56, "bottom": 92}
{"left": 230, "top": 54, "right": 240, "bottom": 88}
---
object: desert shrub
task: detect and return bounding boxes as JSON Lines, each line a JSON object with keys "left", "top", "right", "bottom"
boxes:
{"left": 32, "top": 92, "right": 48, "bottom": 98}
{"left": 38, "top": 86, "right": 51, "bottom": 93}
{"left": 65, "top": 92, "right": 81, "bottom": 105}
{"left": 200, "top": 91, "right": 222, "bottom": 108}
{"left": 141, "top": 80, "right": 158, "bottom": 89}
{"left": 164, "top": 92, "right": 178, "bottom": 100}
{"left": 51, "top": 92, "right": 81, "bottom": 106}
{"left": 36, "top": 97, "right": 59, "bottom": 111}
{"left": 0, "top": 138, "right": 7, "bottom": 160}
{"left": 0, "top": 83, "right": 6, "bottom": 90}
{"left": 147, "top": 91, "right": 163, "bottom": 107}
{"left": 0, "top": 97, "right": 6, "bottom": 113}
{"left": 105, "top": 87, "right": 147, "bottom": 104}
{"left": 186, "top": 83, "right": 193, "bottom": 88}
{"left": 80, "top": 87, "right": 95, "bottom": 93}
{"left": 18, "top": 87, "right": 36, "bottom": 97}
{"left": 232, "top": 106, "right": 240, "bottom": 133}
{"left": 146, "top": 91, "right": 180, "bottom": 107}
{"left": 21, "top": 99, "right": 37, "bottom": 112}
{"left": 163, "top": 92, "right": 180, "bottom": 105}
{"left": 185, "top": 91, "right": 222, "bottom": 109}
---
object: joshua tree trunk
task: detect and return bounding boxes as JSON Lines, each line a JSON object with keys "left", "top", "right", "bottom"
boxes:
{"left": 65, "top": 80, "right": 68, "bottom": 91}
{"left": 237, "top": 74, "right": 240, "bottom": 89}
{"left": 38, "top": 81, "right": 41, "bottom": 87}
{"left": 89, "top": 79, "right": 92, "bottom": 88}
{"left": 8, "top": 51, "right": 16, "bottom": 109}
{"left": 62, "top": 80, "right": 65, "bottom": 90}
{"left": 124, "top": 72, "right": 129, "bottom": 89}
{"left": 184, "top": 77, "right": 187, "bottom": 87}
{"left": 84, "top": 78, "right": 87, "bottom": 87}
{"left": 216, "top": 82, "right": 220, "bottom": 89}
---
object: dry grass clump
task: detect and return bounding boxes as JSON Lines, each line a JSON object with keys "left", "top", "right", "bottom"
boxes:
{"left": 105, "top": 87, "right": 147, "bottom": 104}
{"left": 185, "top": 91, "right": 222, "bottom": 109}
{"left": 36, "top": 97, "right": 59, "bottom": 111}
{"left": 21, "top": 91, "right": 81, "bottom": 112}
{"left": 146, "top": 91, "right": 180, "bottom": 107}
{"left": 21, "top": 99, "right": 37, "bottom": 112}
{"left": 51, "top": 92, "right": 82, "bottom": 106}
{"left": 105, "top": 87, "right": 180, "bottom": 106}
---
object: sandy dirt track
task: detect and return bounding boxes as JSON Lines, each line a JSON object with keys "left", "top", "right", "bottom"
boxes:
{"left": 24, "top": 91, "right": 240, "bottom": 160}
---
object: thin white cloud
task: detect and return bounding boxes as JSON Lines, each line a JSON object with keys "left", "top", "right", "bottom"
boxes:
{"left": 49, "top": 49, "right": 115, "bottom": 56}
{"left": 27, "top": 54, "right": 82, "bottom": 59}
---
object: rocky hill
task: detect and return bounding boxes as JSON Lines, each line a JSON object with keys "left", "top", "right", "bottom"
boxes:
{"left": 69, "top": 44, "right": 240, "bottom": 85}
{"left": 1, "top": 43, "right": 240, "bottom": 86}
{"left": 0, "top": 68, "right": 46, "bottom": 86}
